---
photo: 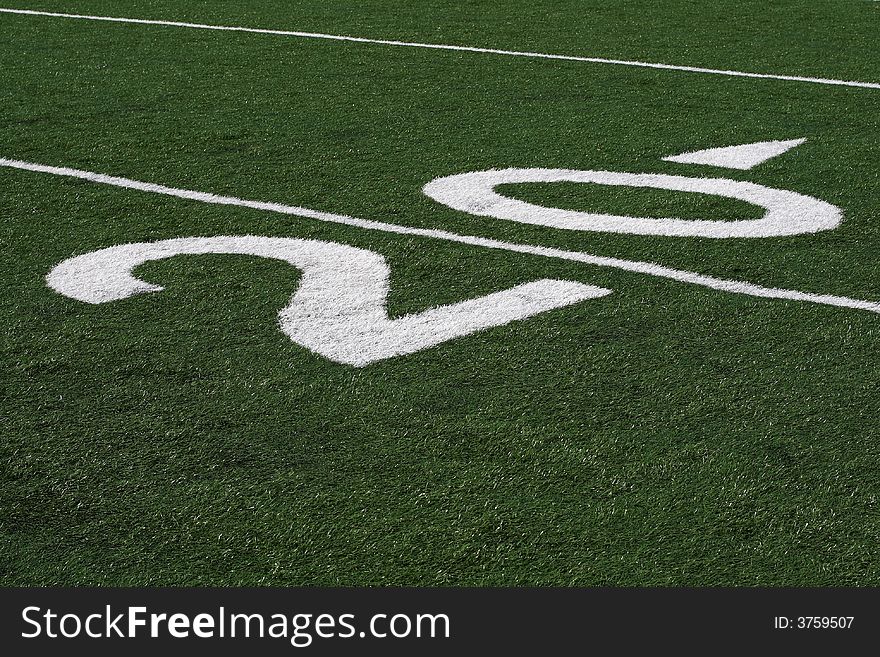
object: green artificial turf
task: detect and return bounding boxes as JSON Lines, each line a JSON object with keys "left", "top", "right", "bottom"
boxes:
{"left": 1, "top": 0, "right": 879, "bottom": 585}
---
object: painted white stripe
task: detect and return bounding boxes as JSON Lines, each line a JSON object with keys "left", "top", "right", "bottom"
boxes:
{"left": 3, "top": 157, "right": 879, "bottom": 315}
{"left": 1, "top": 7, "right": 878, "bottom": 90}
{"left": 0, "top": 158, "right": 880, "bottom": 313}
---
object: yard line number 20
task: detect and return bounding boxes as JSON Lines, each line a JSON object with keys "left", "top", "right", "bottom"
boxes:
{"left": 46, "top": 138, "right": 845, "bottom": 366}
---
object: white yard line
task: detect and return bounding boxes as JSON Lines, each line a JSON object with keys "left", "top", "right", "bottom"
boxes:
{"left": 3, "top": 156, "right": 879, "bottom": 315}
{"left": 1, "top": 7, "right": 878, "bottom": 90}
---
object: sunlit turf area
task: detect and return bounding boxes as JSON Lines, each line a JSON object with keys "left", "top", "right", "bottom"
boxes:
{"left": 2, "top": 0, "right": 879, "bottom": 586}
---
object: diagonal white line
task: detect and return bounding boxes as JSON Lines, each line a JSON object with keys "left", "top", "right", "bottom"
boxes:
{"left": 1, "top": 7, "right": 878, "bottom": 90}
{"left": 2, "top": 156, "right": 879, "bottom": 315}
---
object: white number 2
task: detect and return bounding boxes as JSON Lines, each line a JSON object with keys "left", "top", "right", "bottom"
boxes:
{"left": 47, "top": 235, "right": 608, "bottom": 366}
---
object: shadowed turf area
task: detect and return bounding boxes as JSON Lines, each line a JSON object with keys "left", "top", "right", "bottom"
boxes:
{"left": 1, "top": 0, "right": 879, "bottom": 585}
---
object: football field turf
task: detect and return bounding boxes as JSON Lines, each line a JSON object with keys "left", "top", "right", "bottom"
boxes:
{"left": 2, "top": 1, "right": 879, "bottom": 585}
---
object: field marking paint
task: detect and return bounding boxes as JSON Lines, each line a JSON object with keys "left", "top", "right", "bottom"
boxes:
{"left": 47, "top": 236, "right": 607, "bottom": 365}
{"left": 663, "top": 138, "right": 808, "bottom": 170}
{"left": 1, "top": 8, "right": 879, "bottom": 90}
{"left": 3, "top": 157, "right": 880, "bottom": 316}
{"left": 422, "top": 166, "right": 840, "bottom": 238}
